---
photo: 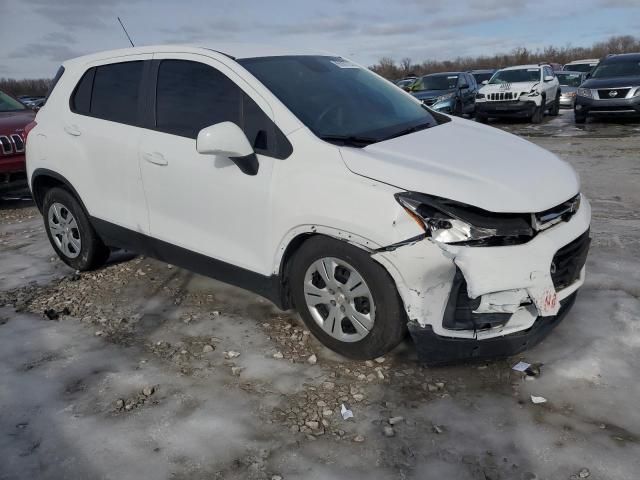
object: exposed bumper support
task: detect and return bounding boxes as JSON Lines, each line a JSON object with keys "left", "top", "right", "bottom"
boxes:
{"left": 371, "top": 197, "right": 591, "bottom": 362}
{"left": 408, "top": 293, "right": 577, "bottom": 365}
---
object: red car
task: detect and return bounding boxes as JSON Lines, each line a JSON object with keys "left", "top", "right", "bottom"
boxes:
{"left": 0, "top": 90, "right": 35, "bottom": 195}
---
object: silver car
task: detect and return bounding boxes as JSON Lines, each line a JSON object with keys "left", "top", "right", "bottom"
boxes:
{"left": 556, "top": 71, "right": 586, "bottom": 108}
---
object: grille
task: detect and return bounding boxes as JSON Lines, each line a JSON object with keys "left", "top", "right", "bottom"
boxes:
{"left": 551, "top": 230, "right": 590, "bottom": 290}
{"left": 489, "top": 92, "right": 517, "bottom": 101}
{"left": 597, "top": 88, "right": 630, "bottom": 99}
{"left": 535, "top": 194, "right": 580, "bottom": 230}
{"left": 11, "top": 134, "right": 24, "bottom": 153}
{"left": 0, "top": 133, "right": 25, "bottom": 155}
{"left": 0, "top": 136, "right": 12, "bottom": 154}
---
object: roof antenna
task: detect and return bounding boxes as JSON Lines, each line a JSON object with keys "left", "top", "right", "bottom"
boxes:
{"left": 117, "top": 17, "right": 135, "bottom": 47}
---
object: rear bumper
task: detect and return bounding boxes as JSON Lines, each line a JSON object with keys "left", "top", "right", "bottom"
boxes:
{"left": 575, "top": 95, "right": 640, "bottom": 116}
{"left": 476, "top": 100, "right": 537, "bottom": 117}
{"left": 408, "top": 293, "right": 577, "bottom": 365}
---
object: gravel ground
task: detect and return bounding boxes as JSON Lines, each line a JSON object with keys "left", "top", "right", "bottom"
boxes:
{"left": 1, "top": 110, "right": 639, "bottom": 480}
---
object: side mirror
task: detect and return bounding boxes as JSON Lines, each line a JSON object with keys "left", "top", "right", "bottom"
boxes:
{"left": 544, "top": 75, "right": 554, "bottom": 82}
{"left": 481, "top": 80, "right": 489, "bottom": 85}
{"left": 196, "top": 122, "right": 258, "bottom": 176}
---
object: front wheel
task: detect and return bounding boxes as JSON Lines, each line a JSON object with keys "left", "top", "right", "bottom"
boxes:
{"left": 290, "top": 236, "right": 406, "bottom": 360}
{"left": 43, "top": 187, "right": 110, "bottom": 271}
{"left": 574, "top": 112, "right": 587, "bottom": 124}
{"left": 531, "top": 99, "right": 545, "bottom": 123}
{"left": 549, "top": 93, "right": 560, "bottom": 116}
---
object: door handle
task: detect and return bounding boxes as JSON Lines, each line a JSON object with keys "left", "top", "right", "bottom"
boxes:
{"left": 143, "top": 152, "right": 168, "bottom": 166}
{"left": 64, "top": 124, "right": 81, "bottom": 136}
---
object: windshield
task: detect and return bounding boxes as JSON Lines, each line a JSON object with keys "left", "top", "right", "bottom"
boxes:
{"left": 238, "top": 56, "right": 438, "bottom": 144}
{"left": 489, "top": 68, "right": 540, "bottom": 84}
{"left": 564, "top": 63, "right": 597, "bottom": 73}
{"left": 472, "top": 72, "right": 493, "bottom": 84}
{"left": 0, "top": 91, "right": 27, "bottom": 112}
{"left": 414, "top": 75, "right": 458, "bottom": 91}
{"left": 591, "top": 60, "right": 640, "bottom": 79}
{"left": 555, "top": 73, "right": 583, "bottom": 87}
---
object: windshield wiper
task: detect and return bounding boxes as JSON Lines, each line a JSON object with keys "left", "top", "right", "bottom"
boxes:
{"left": 380, "top": 121, "right": 433, "bottom": 142}
{"left": 319, "top": 135, "right": 379, "bottom": 147}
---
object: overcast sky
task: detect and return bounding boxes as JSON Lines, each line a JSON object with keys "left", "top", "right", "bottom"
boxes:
{"left": 1, "top": 0, "right": 639, "bottom": 78}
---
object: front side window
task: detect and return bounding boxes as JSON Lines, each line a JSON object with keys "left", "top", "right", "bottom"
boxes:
{"left": 489, "top": 68, "right": 541, "bottom": 84}
{"left": 591, "top": 60, "right": 640, "bottom": 79}
{"left": 156, "top": 60, "right": 242, "bottom": 139}
{"left": 238, "top": 56, "right": 439, "bottom": 145}
{"left": 155, "top": 60, "right": 289, "bottom": 157}
{"left": 0, "top": 91, "right": 27, "bottom": 112}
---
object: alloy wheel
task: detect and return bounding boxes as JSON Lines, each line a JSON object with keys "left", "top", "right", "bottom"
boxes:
{"left": 48, "top": 202, "right": 82, "bottom": 258}
{"left": 303, "top": 257, "right": 375, "bottom": 342}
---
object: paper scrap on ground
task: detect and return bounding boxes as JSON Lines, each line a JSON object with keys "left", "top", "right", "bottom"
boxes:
{"left": 340, "top": 403, "right": 354, "bottom": 420}
{"left": 512, "top": 361, "right": 531, "bottom": 372}
{"left": 531, "top": 395, "right": 547, "bottom": 404}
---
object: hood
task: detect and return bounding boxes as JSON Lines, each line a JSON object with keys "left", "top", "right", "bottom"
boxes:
{"left": 412, "top": 89, "right": 455, "bottom": 101}
{"left": 581, "top": 75, "right": 640, "bottom": 89}
{"left": 339, "top": 118, "right": 579, "bottom": 213}
{"left": 0, "top": 110, "right": 35, "bottom": 134}
{"left": 479, "top": 82, "right": 536, "bottom": 96}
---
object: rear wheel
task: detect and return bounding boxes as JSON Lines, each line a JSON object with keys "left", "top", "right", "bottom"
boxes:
{"left": 454, "top": 100, "right": 463, "bottom": 116}
{"left": 43, "top": 187, "right": 110, "bottom": 271}
{"left": 290, "top": 236, "right": 406, "bottom": 360}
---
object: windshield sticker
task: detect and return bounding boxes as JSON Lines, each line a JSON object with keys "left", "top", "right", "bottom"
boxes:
{"left": 330, "top": 58, "right": 359, "bottom": 69}
{"left": 447, "top": 76, "right": 458, "bottom": 79}
{"left": 527, "top": 69, "right": 539, "bottom": 72}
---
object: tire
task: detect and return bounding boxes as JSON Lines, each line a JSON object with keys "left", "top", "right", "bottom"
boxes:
{"left": 454, "top": 100, "right": 463, "bottom": 116}
{"left": 549, "top": 92, "right": 560, "bottom": 116}
{"left": 43, "top": 187, "right": 110, "bottom": 271}
{"left": 531, "top": 98, "right": 545, "bottom": 124}
{"left": 290, "top": 236, "right": 407, "bottom": 360}
{"left": 574, "top": 113, "right": 587, "bottom": 124}
{"left": 476, "top": 113, "right": 488, "bottom": 124}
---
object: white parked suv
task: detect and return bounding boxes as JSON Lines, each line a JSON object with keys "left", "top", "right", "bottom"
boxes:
{"left": 26, "top": 46, "right": 591, "bottom": 364}
{"left": 475, "top": 64, "right": 561, "bottom": 123}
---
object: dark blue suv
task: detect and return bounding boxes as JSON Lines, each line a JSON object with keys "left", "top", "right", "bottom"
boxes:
{"left": 410, "top": 72, "right": 477, "bottom": 116}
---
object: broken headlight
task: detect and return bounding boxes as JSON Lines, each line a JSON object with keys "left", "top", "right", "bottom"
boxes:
{"left": 395, "top": 192, "right": 535, "bottom": 246}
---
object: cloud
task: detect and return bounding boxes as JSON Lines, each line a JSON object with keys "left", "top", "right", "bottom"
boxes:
{"left": 0, "top": 64, "right": 9, "bottom": 75}
{"left": 265, "top": 16, "right": 355, "bottom": 35}
{"left": 159, "top": 19, "right": 243, "bottom": 43}
{"left": 9, "top": 43, "right": 83, "bottom": 63}
{"left": 596, "top": 0, "right": 640, "bottom": 6}
{"left": 22, "top": 0, "right": 143, "bottom": 30}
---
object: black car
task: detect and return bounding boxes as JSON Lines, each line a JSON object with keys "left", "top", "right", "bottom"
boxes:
{"left": 574, "top": 53, "right": 640, "bottom": 123}
{"left": 409, "top": 72, "right": 477, "bottom": 115}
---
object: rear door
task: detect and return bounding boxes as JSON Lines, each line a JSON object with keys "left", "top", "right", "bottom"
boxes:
{"left": 138, "top": 54, "right": 286, "bottom": 275}
{"left": 65, "top": 56, "right": 151, "bottom": 233}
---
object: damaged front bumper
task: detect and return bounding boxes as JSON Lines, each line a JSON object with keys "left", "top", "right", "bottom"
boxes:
{"left": 372, "top": 197, "right": 591, "bottom": 364}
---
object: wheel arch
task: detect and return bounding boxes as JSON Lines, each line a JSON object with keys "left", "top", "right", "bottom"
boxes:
{"left": 274, "top": 226, "right": 382, "bottom": 310}
{"left": 31, "top": 169, "right": 88, "bottom": 215}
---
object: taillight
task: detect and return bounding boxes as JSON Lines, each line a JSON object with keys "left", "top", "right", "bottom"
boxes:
{"left": 24, "top": 120, "right": 37, "bottom": 142}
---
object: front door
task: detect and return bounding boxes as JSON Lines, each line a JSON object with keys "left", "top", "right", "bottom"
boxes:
{"left": 138, "top": 55, "right": 279, "bottom": 275}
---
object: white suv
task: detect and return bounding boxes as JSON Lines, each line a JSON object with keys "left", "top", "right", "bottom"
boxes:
{"left": 26, "top": 46, "right": 591, "bottom": 364}
{"left": 476, "top": 64, "right": 561, "bottom": 123}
